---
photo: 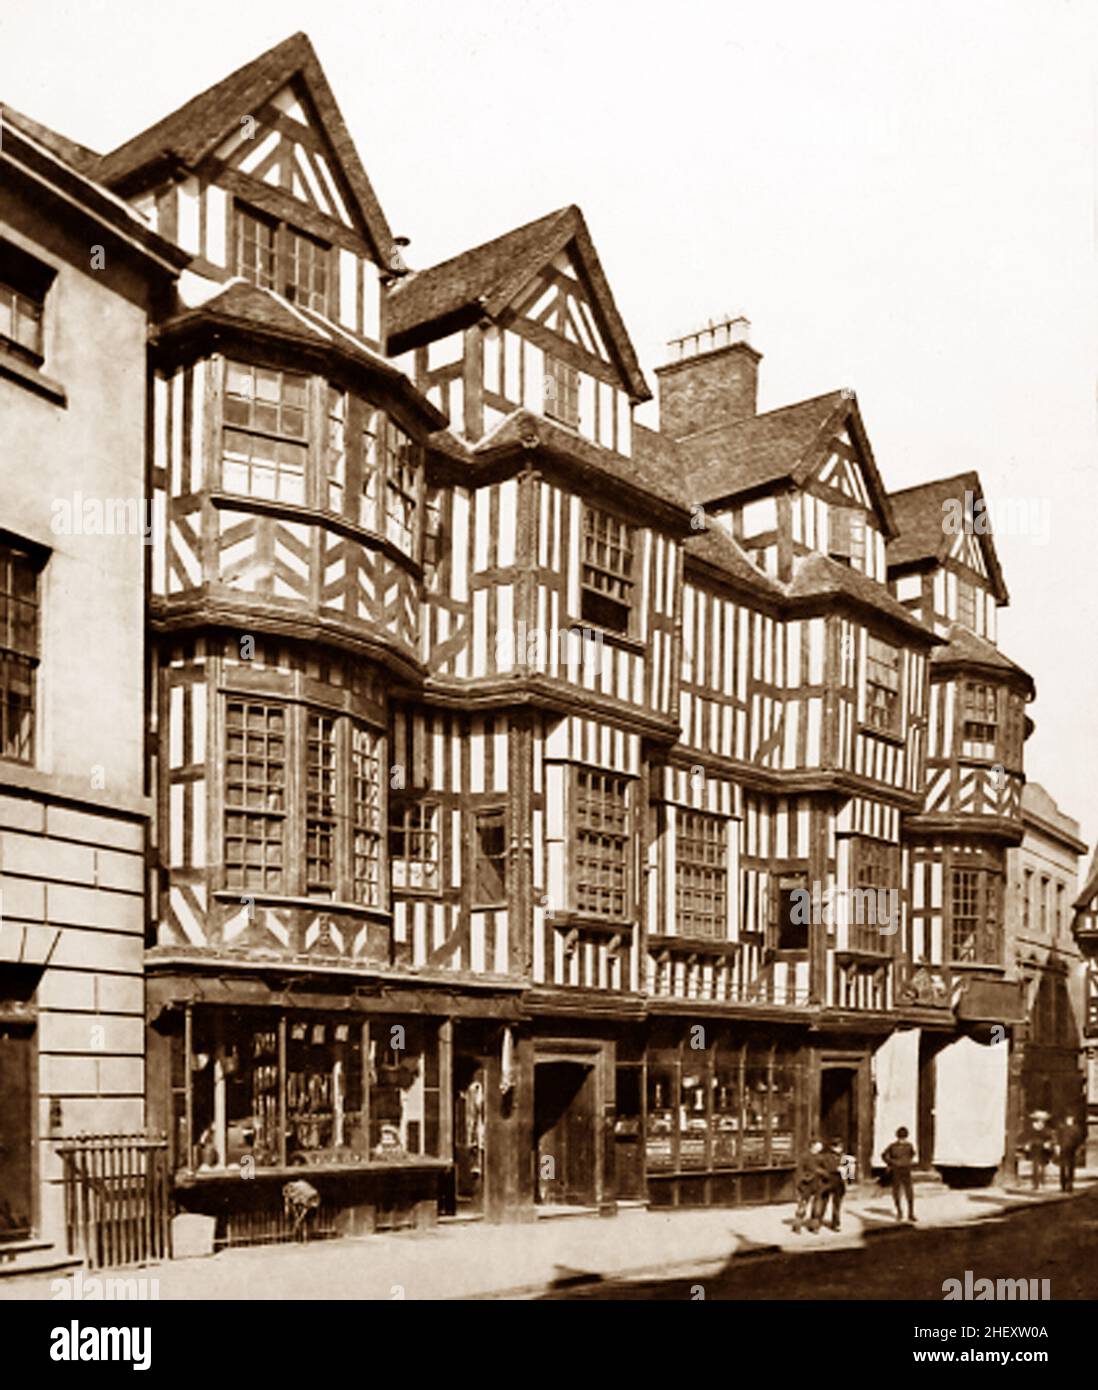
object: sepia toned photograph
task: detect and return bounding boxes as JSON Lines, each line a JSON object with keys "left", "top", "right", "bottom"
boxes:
{"left": 0, "top": 0, "right": 1095, "bottom": 1364}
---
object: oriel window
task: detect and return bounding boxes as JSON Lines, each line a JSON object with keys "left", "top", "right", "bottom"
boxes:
{"left": 305, "top": 713, "right": 338, "bottom": 897}
{"left": 581, "top": 507, "right": 634, "bottom": 634}
{"left": 351, "top": 726, "right": 383, "bottom": 908}
{"left": 0, "top": 542, "right": 39, "bottom": 764}
{"left": 948, "top": 865, "right": 1001, "bottom": 965}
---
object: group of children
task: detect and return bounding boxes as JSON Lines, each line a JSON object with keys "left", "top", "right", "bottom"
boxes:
{"left": 792, "top": 1127, "right": 917, "bottom": 1233}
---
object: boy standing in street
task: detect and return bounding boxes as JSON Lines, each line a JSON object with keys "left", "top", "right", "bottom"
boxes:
{"left": 881, "top": 1125, "right": 917, "bottom": 1221}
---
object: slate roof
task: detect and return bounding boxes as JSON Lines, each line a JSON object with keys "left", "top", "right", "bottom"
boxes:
{"left": 94, "top": 32, "right": 396, "bottom": 265}
{"left": 678, "top": 390, "right": 897, "bottom": 537}
{"left": 384, "top": 204, "right": 650, "bottom": 401}
{"left": 887, "top": 471, "right": 1008, "bottom": 602}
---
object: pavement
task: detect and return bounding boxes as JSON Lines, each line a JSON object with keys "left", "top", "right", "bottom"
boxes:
{"left": 3, "top": 1172, "right": 1094, "bottom": 1301}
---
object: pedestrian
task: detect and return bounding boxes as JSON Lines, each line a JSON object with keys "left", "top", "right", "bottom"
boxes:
{"left": 792, "top": 1139, "right": 824, "bottom": 1233}
{"left": 1054, "top": 1114, "right": 1084, "bottom": 1193}
{"left": 1026, "top": 1116, "right": 1052, "bottom": 1190}
{"left": 810, "top": 1138, "right": 845, "bottom": 1232}
{"left": 881, "top": 1125, "right": 917, "bottom": 1221}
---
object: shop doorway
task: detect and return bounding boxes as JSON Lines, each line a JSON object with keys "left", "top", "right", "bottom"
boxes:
{"left": 0, "top": 1021, "right": 35, "bottom": 1242}
{"left": 820, "top": 1066, "right": 858, "bottom": 1159}
{"left": 534, "top": 1061, "right": 597, "bottom": 1207}
{"left": 452, "top": 1054, "right": 486, "bottom": 1214}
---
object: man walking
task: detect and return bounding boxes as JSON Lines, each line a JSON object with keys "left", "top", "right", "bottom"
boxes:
{"left": 792, "top": 1139, "right": 824, "bottom": 1233}
{"left": 1055, "top": 1114, "right": 1084, "bottom": 1193}
{"left": 881, "top": 1125, "right": 917, "bottom": 1221}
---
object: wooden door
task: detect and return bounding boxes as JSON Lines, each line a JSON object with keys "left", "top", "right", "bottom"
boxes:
{"left": 820, "top": 1066, "right": 857, "bottom": 1156}
{"left": 534, "top": 1062, "right": 597, "bottom": 1206}
{"left": 0, "top": 1023, "right": 34, "bottom": 1241}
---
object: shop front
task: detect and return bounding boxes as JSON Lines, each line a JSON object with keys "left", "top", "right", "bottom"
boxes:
{"left": 146, "top": 971, "right": 524, "bottom": 1244}
{"left": 643, "top": 1017, "right": 808, "bottom": 1208}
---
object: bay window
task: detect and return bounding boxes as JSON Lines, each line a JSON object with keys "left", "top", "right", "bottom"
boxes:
{"left": 223, "top": 697, "right": 384, "bottom": 906}
{"left": 219, "top": 359, "right": 422, "bottom": 560}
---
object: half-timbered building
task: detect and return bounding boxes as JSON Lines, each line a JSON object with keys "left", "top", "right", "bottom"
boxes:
{"left": 1, "top": 31, "right": 1056, "bottom": 1246}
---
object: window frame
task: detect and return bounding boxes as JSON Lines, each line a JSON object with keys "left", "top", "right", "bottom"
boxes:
{"left": 222, "top": 695, "right": 385, "bottom": 907}
{"left": 864, "top": 634, "right": 901, "bottom": 735}
{"left": 234, "top": 202, "right": 332, "bottom": 316}
{"left": 960, "top": 680, "right": 998, "bottom": 760}
{"left": 471, "top": 807, "right": 507, "bottom": 908}
{"left": 221, "top": 360, "right": 309, "bottom": 505}
{"left": 569, "top": 768, "right": 631, "bottom": 921}
{"left": 544, "top": 354, "right": 580, "bottom": 429}
{"left": 0, "top": 539, "right": 41, "bottom": 766}
{"left": 674, "top": 808, "right": 728, "bottom": 940}
{"left": 0, "top": 241, "right": 54, "bottom": 366}
{"left": 947, "top": 864, "right": 1002, "bottom": 966}
{"left": 580, "top": 506, "right": 635, "bottom": 636}
{"left": 389, "top": 799, "right": 441, "bottom": 895}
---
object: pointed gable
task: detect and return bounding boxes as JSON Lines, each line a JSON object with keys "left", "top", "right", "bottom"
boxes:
{"left": 384, "top": 205, "right": 650, "bottom": 401}
{"left": 680, "top": 389, "right": 897, "bottom": 537}
{"left": 95, "top": 32, "right": 394, "bottom": 265}
{"left": 887, "top": 472, "right": 1008, "bottom": 603}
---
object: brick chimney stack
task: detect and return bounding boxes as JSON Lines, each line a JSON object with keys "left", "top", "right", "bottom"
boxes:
{"left": 654, "top": 315, "right": 760, "bottom": 440}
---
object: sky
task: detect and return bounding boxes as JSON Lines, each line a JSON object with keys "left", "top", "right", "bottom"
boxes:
{"left": 3, "top": 0, "right": 1097, "bottom": 854}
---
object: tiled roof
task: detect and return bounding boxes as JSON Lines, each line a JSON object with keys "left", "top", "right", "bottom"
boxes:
{"left": 786, "top": 552, "right": 940, "bottom": 639}
{"left": 679, "top": 390, "right": 847, "bottom": 503}
{"left": 887, "top": 471, "right": 1008, "bottom": 601}
{"left": 684, "top": 524, "right": 785, "bottom": 600}
{"left": 155, "top": 279, "right": 445, "bottom": 426}
{"left": 931, "top": 623, "right": 1033, "bottom": 688}
{"left": 677, "top": 389, "right": 897, "bottom": 537}
{"left": 94, "top": 32, "right": 395, "bottom": 265}
{"left": 384, "top": 204, "right": 650, "bottom": 401}
{"left": 470, "top": 410, "right": 688, "bottom": 513}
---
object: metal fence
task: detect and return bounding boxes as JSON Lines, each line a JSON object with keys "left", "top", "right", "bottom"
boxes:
{"left": 58, "top": 1133, "right": 171, "bottom": 1270}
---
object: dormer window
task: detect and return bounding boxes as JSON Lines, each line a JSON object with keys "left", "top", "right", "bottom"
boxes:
{"left": 581, "top": 506, "right": 634, "bottom": 634}
{"left": 544, "top": 354, "right": 579, "bottom": 429}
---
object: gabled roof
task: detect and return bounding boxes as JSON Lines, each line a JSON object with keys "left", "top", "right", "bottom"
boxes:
{"left": 931, "top": 623, "right": 1033, "bottom": 692}
{"left": 384, "top": 204, "right": 651, "bottom": 401}
{"left": 94, "top": 32, "right": 395, "bottom": 264}
{"left": 887, "top": 471, "right": 1008, "bottom": 602}
{"left": 678, "top": 389, "right": 897, "bottom": 537}
{"left": 154, "top": 279, "right": 444, "bottom": 428}
{"left": 684, "top": 524, "right": 785, "bottom": 602}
